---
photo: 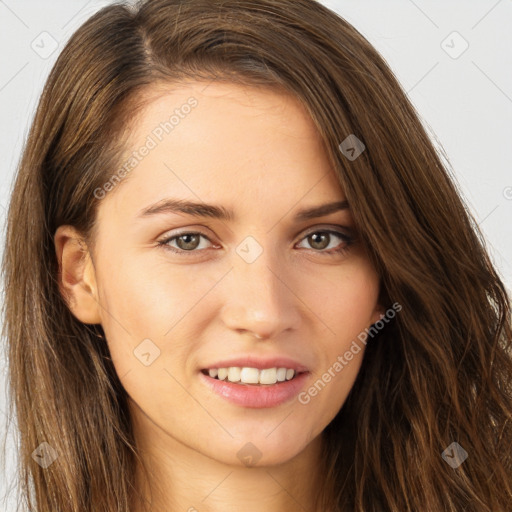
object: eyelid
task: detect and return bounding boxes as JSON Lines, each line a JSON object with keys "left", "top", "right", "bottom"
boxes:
{"left": 158, "top": 225, "right": 216, "bottom": 241}
{"left": 298, "top": 223, "right": 353, "bottom": 238}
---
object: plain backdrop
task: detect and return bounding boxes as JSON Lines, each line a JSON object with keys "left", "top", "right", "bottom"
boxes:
{"left": 1, "top": 1, "right": 511, "bottom": 509}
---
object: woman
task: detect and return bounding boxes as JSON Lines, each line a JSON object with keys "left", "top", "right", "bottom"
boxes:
{"left": 2, "top": 0, "right": 511, "bottom": 511}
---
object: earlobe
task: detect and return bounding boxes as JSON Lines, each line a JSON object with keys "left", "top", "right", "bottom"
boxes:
{"left": 54, "top": 225, "right": 102, "bottom": 324}
{"left": 371, "top": 305, "right": 386, "bottom": 326}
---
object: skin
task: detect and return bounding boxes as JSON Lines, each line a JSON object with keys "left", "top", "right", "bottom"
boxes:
{"left": 55, "top": 80, "right": 384, "bottom": 512}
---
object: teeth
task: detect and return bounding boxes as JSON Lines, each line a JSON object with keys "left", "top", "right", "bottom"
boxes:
{"left": 240, "top": 367, "right": 260, "bottom": 384}
{"left": 206, "top": 367, "right": 297, "bottom": 385}
{"left": 276, "top": 368, "right": 287, "bottom": 382}
{"left": 259, "top": 368, "right": 277, "bottom": 385}
{"left": 227, "top": 367, "right": 241, "bottom": 382}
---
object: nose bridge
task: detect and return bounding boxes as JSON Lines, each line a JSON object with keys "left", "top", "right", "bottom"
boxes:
{"left": 220, "top": 236, "right": 300, "bottom": 338}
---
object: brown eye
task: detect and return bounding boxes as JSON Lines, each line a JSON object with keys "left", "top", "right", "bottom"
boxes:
{"left": 297, "top": 230, "right": 353, "bottom": 255}
{"left": 175, "top": 233, "right": 201, "bottom": 251}
{"left": 158, "top": 232, "right": 213, "bottom": 253}
{"left": 307, "top": 232, "right": 331, "bottom": 250}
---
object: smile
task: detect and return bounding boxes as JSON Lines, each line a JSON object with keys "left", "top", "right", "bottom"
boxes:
{"left": 201, "top": 366, "right": 299, "bottom": 385}
{"left": 199, "top": 368, "right": 310, "bottom": 408}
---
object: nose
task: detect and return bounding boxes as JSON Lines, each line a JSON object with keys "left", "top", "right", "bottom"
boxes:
{"left": 219, "top": 243, "right": 301, "bottom": 340}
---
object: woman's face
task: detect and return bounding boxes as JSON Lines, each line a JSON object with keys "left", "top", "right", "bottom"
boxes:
{"left": 70, "top": 81, "right": 383, "bottom": 467}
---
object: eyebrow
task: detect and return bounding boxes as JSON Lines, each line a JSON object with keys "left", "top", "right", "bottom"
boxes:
{"left": 137, "top": 198, "right": 350, "bottom": 222}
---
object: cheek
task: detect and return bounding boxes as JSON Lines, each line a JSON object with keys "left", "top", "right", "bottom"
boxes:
{"left": 96, "top": 251, "right": 189, "bottom": 329}
{"left": 94, "top": 254, "right": 217, "bottom": 373}
{"left": 294, "top": 263, "right": 378, "bottom": 418}
{"left": 94, "top": 259, "right": 198, "bottom": 415}
{"left": 305, "top": 351, "right": 365, "bottom": 420}
{"left": 312, "top": 263, "right": 380, "bottom": 341}
{"left": 302, "top": 313, "right": 371, "bottom": 425}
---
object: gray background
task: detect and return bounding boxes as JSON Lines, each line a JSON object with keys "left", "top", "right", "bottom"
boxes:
{"left": 1, "top": 1, "right": 511, "bottom": 509}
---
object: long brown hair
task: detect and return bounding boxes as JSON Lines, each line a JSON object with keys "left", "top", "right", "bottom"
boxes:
{"left": 2, "top": 1, "right": 511, "bottom": 510}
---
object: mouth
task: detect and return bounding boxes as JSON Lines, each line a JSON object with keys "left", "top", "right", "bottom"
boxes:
{"left": 199, "top": 366, "right": 311, "bottom": 408}
{"left": 200, "top": 366, "right": 306, "bottom": 386}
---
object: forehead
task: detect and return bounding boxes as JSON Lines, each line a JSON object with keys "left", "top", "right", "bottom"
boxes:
{"left": 128, "top": 79, "right": 326, "bottom": 152}
{"left": 98, "top": 80, "right": 344, "bottom": 221}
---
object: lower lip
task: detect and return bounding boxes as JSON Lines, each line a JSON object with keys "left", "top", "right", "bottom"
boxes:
{"left": 199, "top": 371, "right": 310, "bottom": 408}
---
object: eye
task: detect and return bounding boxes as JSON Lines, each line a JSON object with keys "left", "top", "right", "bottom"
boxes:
{"left": 157, "top": 227, "right": 355, "bottom": 257}
{"left": 157, "top": 232, "right": 214, "bottom": 253}
{"left": 295, "top": 229, "right": 354, "bottom": 256}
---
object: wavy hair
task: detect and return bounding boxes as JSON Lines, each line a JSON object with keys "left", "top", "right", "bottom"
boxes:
{"left": 2, "top": 0, "right": 511, "bottom": 510}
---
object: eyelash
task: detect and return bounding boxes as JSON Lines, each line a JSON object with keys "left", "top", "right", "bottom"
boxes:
{"left": 157, "top": 228, "right": 355, "bottom": 257}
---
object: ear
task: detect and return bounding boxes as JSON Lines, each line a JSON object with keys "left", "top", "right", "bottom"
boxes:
{"left": 369, "top": 302, "right": 386, "bottom": 326}
{"left": 54, "top": 225, "right": 102, "bottom": 324}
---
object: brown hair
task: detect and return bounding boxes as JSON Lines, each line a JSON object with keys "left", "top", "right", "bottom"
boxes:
{"left": 2, "top": 0, "right": 511, "bottom": 510}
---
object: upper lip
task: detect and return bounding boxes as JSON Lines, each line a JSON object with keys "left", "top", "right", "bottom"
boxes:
{"left": 201, "top": 356, "right": 309, "bottom": 373}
